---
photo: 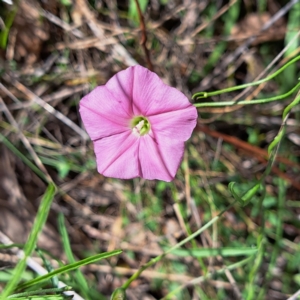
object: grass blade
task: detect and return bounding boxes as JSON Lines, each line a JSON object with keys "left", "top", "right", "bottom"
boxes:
{"left": 0, "top": 183, "right": 56, "bottom": 299}
{"left": 17, "top": 249, "right": 122, "bottom": 290}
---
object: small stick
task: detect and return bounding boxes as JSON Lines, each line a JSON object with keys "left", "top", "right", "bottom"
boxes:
{"left": 0, "top": 95, "right": 52, "bottom": 183}
{"left": 2, "top": 74, "right": 89, "bottom": 141}
{"left": 197, "top": 124, "right": 300, "bottom": 191}
{"left": 134, "top": 0, "right": 153, "bottom": 71}
{"left": 287, "top": 289, "right": 300, "bottom": 300}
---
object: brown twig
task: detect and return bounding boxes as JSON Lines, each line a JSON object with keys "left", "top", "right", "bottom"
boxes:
{"left": 134, "top": 0, "right": 153, "bottom": 71}
{"left": 197, "top": 124, "right": 300, "bottom": 191}
{"left": 0, "top": 96, "right": 53, "bottom": 183}
{"left": 2, "top": 74, "right": 89, "bottom": 141}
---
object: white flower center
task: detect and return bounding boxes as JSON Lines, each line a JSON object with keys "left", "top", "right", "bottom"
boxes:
{"left": 131, "top": 116, "right": 150, "bottom": 137}
{"left": 132, "top": 120, "right": 145, "bottom": 137}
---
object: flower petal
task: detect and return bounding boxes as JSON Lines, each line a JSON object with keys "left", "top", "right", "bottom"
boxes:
{"left": 93, "top": 131, "right": 141, "bottom": 179}
{"left": 130, "top": 65, "right": 192, "bottom": 116}
{"left": 105, "top": 68, "right": 136, "bottom": 115}
{"left": 148, "top": 105, "right": 197, "bottom": 141}
{"left": 138, "top": 135, "right": 181, "bottom": 181}
{"left": 80, "top": 86, "right": 131, "bottom": 140}
{"left": 150, "top": 134, "right": 185, "bottom": 181}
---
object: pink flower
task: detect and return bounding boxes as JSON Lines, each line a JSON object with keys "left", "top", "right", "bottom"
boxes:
{"left": 79, "top": 65, "right": 197, "bottom": 182}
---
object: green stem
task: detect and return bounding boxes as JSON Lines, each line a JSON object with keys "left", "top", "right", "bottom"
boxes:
{"left": 192, "top": 55, "right": 300, "bottom": 100}
{"left": 268, "top": 92, "right": 300, "bottom": 154}
{"left": 257, "top": 178, "right": 286, "bottom": 300}
{"left": 246, "top": 187, "right": 267, "bottom": 300}
{"left": 282, "top": 92, "right": 300, "bottom": 119}
{"left": 194, "top": 81, "right": 300, "bottom": 107}
{"left": 246, "top": 236, "right": 266, "bottom": 300}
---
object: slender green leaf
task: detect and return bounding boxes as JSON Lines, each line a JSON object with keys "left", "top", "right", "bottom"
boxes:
{"left": 8, "top": 287, "right": 72, "bottom": 298}
{"left": 0, "top": 184, "right": 56, "bottom": 300}
{"left": 58, "top": 213, "right": 89, "bottom": 296}
{"left": 17, "top": 250, "right": 122, "bottom": 290}
{"left": 0, "top": 133, "right": 47, "bottom": 182}
{"left": 283, "top": 1, "right": 300, "bottom": 87}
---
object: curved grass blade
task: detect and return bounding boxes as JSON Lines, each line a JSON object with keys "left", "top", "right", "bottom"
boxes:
{"left": 17, "top": 250, "right": 122, "bottom": 290}
{"left": 0, "top": 184, "right": 56, "bottom": 300}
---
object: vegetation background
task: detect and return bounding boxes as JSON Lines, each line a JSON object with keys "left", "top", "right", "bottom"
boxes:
{"left": 0, "top": 0, "right": 299, "bottom": 299}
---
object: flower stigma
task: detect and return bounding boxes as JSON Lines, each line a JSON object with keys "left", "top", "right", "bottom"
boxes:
{"left": 131, "top": 116, "right": 151, "bottom": 137}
